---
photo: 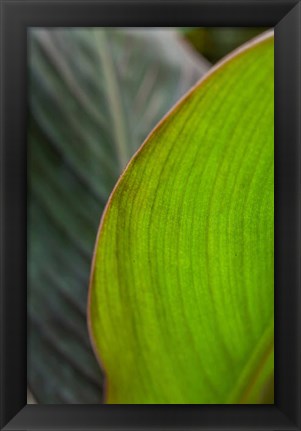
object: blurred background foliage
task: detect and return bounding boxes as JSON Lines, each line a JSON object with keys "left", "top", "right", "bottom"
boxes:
{"left": 28, "top": 27, "right": 268, "bottom": 404}
{"left": 183, "top": 27, "right": 267, "bottom": 63}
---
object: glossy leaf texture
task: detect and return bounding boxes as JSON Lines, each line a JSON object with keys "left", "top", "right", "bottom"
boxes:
{"left": 28, "top": 28, "right": 209, "bottom": 403}
{"left": 89, "top": 32, "right": 274, "bottom": 404}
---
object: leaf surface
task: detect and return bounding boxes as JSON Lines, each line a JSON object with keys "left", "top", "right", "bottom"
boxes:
{"left": 28, "top": 28, "right": 208, "bottom": 403}
{"left": 89, "top": 32, "right": 274, "bottom": 404}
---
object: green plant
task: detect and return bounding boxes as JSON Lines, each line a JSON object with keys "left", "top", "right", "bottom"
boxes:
{"left": 88, "top": 32, "right": 274, "bottom": 404}
{"left": 28, "top": 28, "right": 208, "bottom": 403}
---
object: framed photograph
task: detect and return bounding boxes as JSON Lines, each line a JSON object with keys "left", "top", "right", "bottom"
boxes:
{"left": 1, "top": 0, "right": 300, "bottom": 429}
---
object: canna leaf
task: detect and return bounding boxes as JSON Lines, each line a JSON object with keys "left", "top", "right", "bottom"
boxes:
{"left": 28, "top": 28, "right": 209, "bottom": 403}
{"left": 88, "top": 32, "right": 274, "bottom": 404}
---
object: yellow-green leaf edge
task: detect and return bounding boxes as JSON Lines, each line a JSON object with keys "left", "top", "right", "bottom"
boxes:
{"left": 88, "top": 31, "right": 274, "bottom": 404}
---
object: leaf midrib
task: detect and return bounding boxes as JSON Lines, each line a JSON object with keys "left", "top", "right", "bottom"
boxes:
{"left": 94, "top": 30, "right": 132, "bottom": 170}
{"left": 227, "top": 318, "right": 274, "bottom": 403}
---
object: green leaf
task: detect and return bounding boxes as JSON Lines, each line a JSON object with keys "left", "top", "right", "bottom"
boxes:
{"left": 89, "top": 32, "right": 274, "bottom": 404}
{"left": 28, "top": 28, "right": 209, "bottom": 403}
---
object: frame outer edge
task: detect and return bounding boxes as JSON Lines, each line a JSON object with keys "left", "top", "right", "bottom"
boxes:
{"left": 0, "top": 0, "right": 300, "bottom": 430}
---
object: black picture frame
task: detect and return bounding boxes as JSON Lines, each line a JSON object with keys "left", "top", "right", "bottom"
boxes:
{"left": 1, "top": 0, "right": 300, "bottom": 429}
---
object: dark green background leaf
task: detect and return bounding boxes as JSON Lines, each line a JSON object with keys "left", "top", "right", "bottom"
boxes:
{"left": 28, "top": 28, "right": 209, "bottom": 403}
{"left": 184, "top": 27, "right": 268, "bottom": 63}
